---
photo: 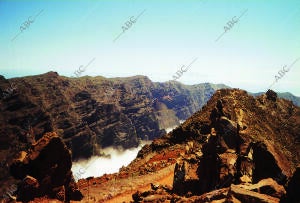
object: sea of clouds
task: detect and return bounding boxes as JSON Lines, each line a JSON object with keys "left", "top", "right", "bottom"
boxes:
{"left": 71, "top": 122, "right": 184, "bottom": 180}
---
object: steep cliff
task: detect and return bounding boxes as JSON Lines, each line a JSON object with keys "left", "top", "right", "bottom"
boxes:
{"left": 70, "top": 88, "right": 300, "bottom": 203}
{"left": 0, "top": 72, "right": 226, "bottom": 160}
{"left": 0, "top": 72, "right": 227, "bottom": 197}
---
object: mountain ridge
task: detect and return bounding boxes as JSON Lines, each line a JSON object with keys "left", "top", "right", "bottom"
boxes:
{"left": 8, "top": 88, "right": 298, "bottom": 202}
{"left": 94, "top": 88, "right": 299, "bottom": 202}
{"left": 0, "top": 71, "right": 227, "bottom": 196}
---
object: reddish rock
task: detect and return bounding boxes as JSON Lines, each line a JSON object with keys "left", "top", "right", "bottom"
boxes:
{"left": 229, "top": 184, "right": 280, "bottom": 203}
{"left": 234, "top": 178, "right": 286, "bottom": 199}
{"left": 10, "top": 132, "right": 83, "bottom": 202}
{"left": 130, "top": 89, "right": 300, "bottom": 203}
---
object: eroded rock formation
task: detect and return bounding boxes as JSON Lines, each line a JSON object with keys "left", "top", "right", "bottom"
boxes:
{"left": 9, "top": 132, "right": 83, "bottom": 202}
{"left": 131, "top": 89, "right": 300, "bottom": 203}
{"left": 0, "top": 73, "right": 226, "bottom": 160}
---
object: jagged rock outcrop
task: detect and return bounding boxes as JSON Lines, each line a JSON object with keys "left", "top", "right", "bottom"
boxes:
{"left": 44, "top": 88, "right": 299, "bottom": 202}
{"left": 130, "top": 89, "right": 300, "bottom": 203}
{"left": 9, "top": 132, "right": 83, "bottom": 202}
{"left": 266, "top": 89, "right": 278, "bottom": 102}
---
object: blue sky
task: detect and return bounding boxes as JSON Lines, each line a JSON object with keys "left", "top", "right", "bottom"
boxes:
{"left": 0, "top": 0, "right": 299, "bottom": 96}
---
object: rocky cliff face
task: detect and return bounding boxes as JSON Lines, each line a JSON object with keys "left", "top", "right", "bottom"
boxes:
{"left": 1, "top": 72, "right": 300, "bottom": 202}
{"left": 0, "top": 72, "right": 226, "bottom": 161}
{"left": 5, "top": 88, "right": 298, "bottom": 202}
{"left": 0, "top": 72, "right": 226, "bottom": 197}
{"left": 126, "top": 89, "right": 300, "bottom": 202}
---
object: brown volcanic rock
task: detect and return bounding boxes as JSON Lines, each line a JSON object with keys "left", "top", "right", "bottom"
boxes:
{"left": 173, "top": 161, "right": 188, "bottom": 195}
{"left": 2, "top": 76, "right": 299, "bottom": 202}
{"left": 283, "top": 165, "right": 300, "bottom": 203}
{"left": 0, "top": 73, "right": 225, "bottom": 160}
{"left": 235, "top": 178, "right": 286, "bottom": 198}
{"left": 173, "top": 159, "right": 200, "bottom": 195}
{"left": 9, "top": 132, "right": 83, "bottom": 202}
{"left": 39, "top": 88, "right": 299, "bottom": 203}
{"left": 132, "top": 180, "right": 283, "bottom": 203}
{"left": 229, "top": 184, "right": 280, "bottom": 203}
{"left": 266, "top": 89, "right": 277, "bottom": 102}
{"left": 128, "top": 88, "right": 300, "bottom": 203}
{"left": 17, "top": 176, "right": 40, "bottom": 201}
{"left": 132, "top": 182, "right": 282, "bottom": 203}
{"left": 0, "top": 73, "right": 226, "bottom": 195}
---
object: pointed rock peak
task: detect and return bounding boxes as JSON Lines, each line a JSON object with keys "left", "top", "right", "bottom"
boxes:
{"left": 0, "top": 75, "right": 6, "bottom": 81}
{"left": 266, "top": 89, "right": 277, "bottom": 102}
{"left": 45, "top": 71, "right": 59, "bottom": 77}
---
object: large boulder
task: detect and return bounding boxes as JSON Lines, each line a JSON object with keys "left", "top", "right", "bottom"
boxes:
{"left": 10, "top": 132, "right": 83, "bottom": 202}
{"left": 234, "top": 178, "right": 286, "bottom": 199}
{"left": 229, "top": 184, "right": 280, "bottom": 203}
{"left": 173, "top": 160, "right": 199, "bottom": 195}
{"left": 169, "top": 100, "right": 287, "bottom": 199}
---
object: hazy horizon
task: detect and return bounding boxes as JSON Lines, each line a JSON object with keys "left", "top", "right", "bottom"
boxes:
{"left": 1, "top": 0, "right": 299, "bottom": 96}
{"left": 2, "top": 71, "right": 299, "bottom": 97}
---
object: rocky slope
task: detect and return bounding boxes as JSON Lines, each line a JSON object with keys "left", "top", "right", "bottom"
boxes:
{"left": 1, "top": 71, "right": 300, "bottom": 201}
{"left": 130, "top": 89, "right": 300, "bottom": 202}
{"left": 0, "top": 72, "right": 226, "bottom": 197}
{"left": 67, "top": 88, "right": 299, "bottom": 203}
{"left": 0, "top": 72, "right": 226, "bottom": 161}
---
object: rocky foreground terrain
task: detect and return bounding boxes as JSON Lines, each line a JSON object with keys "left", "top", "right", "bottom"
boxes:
{"left": 3, "top": 88, "right": 300, "bottom": 202}
{"left": 8, "top": 132, "right": 83, "bottom": 202}
{"left": 128, "top": 89, "right": 300, "bottom": 202}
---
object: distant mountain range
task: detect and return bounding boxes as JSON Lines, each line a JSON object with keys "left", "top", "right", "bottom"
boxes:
{"left": 0, "top": 72, "right": 227, "bottom": 162}
{"left": 0, "top": 72, "right": 299, "bottom": 161}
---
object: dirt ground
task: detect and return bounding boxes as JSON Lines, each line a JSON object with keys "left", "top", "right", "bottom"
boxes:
{"left": 76, "top": 164, "right": 175, "bottom": 203}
